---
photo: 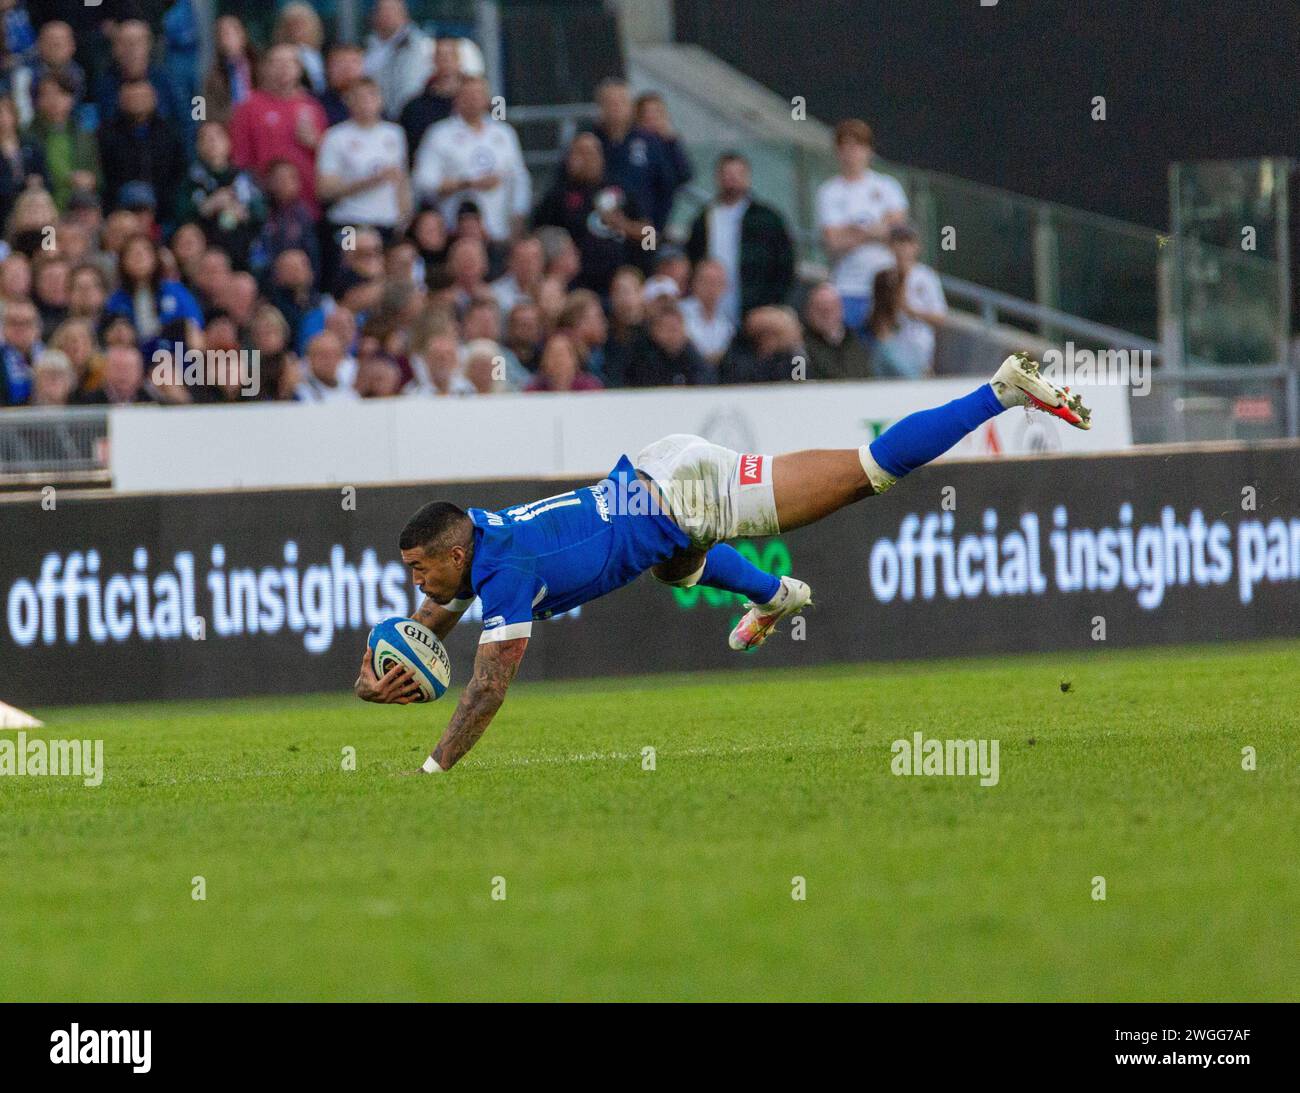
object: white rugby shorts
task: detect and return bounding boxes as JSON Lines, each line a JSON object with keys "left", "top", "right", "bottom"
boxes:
{"left": 634, "top": 433, "right": 780, "bottom": 547}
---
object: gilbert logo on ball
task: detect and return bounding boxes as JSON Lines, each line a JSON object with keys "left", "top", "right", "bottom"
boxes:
{"left": 367, "top": 617, "right": 453, "bottom": 701}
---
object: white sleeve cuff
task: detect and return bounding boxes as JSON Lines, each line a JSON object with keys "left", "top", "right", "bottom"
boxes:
{"left": 479, "top": 621, "right": 532, "bottom": 644}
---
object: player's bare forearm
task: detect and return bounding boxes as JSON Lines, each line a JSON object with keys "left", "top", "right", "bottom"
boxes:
{"left": 428, "top": 637, "right": 528, "bottom": 770}
{"left": 413, "top": 596, "right": 469, "bottom": 640}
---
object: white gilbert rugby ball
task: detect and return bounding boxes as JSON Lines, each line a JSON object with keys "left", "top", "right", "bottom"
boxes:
{"left": 367, "top": 617, "right": 452, "bottom": 702}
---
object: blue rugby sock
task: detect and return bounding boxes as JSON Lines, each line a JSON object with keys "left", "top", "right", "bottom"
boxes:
{"left": 699, "top": 544, "right": 782, "bottom": 604}
{"left": 868, "top": 383, "right": 1004, "bottom": 479}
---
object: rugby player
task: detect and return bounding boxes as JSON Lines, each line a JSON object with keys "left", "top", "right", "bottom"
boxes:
{"left": 356, "top": 353, "right": 1091, "bottom": 771}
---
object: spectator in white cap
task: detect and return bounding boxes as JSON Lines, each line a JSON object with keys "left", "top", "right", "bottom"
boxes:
{"left": 642, "top": 274, "right": 679, "bottom": 303}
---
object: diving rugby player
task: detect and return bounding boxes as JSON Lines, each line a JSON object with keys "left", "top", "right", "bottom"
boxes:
{"left": 356, "top": 353, "right": 1091, "bottom": 771}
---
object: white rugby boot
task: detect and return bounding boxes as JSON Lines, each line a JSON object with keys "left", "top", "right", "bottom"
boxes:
{"left": 991, "top": 351, "right": 1093, "bottom": 430}
{"left": 728, "top": 576, "right": 813, "bottom": 651}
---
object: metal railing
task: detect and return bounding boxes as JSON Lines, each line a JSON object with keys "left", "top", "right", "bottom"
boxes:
{"left": 941, "top": 275, "right": 1162, "bottom": 357}
{"left": 510, "top": 103, "right": 600, "bottom": 177}
{"left": 945, "top": 277, "right": 1299, "bottom": 441}
{"left": 0, "top": 407, "right": 110, "bottom": 487}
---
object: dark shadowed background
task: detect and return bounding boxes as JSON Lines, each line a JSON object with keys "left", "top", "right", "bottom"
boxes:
{"left": 675, "top": 0, "right": 1300, "bottom": 229}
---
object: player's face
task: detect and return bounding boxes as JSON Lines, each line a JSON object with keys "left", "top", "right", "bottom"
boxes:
{"left": 401, "top": 545, "right": 466, "bottom": 603}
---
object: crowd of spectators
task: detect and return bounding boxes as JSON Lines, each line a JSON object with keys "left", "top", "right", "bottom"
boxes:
{"left": 0, "top": 0, "right": 948, "bottom": 409}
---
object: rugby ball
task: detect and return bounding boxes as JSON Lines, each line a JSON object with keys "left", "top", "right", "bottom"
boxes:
{"left": 367, "top": 617, "right": 452, "bottom": 702}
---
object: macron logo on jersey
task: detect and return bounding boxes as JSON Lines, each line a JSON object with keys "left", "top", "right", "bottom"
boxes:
{"left": 739, "top": 454, "right": 765, "bottom": 486}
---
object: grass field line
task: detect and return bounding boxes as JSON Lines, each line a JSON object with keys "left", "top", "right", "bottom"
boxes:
{"left": 477, "top": 735, "right": 873, "bottom": 771}
{"left": 103, "top": 735, "right": 874, "bottom": 788}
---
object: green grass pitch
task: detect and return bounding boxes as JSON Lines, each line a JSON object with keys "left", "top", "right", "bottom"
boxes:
{"left": 3, "top": 640, "right": 1298, "bottom": 1001}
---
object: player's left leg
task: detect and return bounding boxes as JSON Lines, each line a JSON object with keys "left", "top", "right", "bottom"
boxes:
{"left": 769, "top": 384, "right": 1005, "bottom": 530}
{"left": 772, "top": 352, "right": 1092, "bottom": 529}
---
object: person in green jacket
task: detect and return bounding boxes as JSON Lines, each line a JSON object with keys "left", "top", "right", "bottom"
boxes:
{"left": 24, "top": 73, "right": 98, "bottom": 211}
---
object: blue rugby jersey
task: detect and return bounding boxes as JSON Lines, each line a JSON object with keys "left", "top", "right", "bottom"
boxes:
{"left": 466, "top": 455, "right": 689, "bottom": 643}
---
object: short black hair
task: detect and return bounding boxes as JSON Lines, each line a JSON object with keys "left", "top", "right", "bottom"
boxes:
{"left": 399, "top": 502, "right": 469, "bottom": 553}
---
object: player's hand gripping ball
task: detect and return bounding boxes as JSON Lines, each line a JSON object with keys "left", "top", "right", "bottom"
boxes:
{"left": 367, "top": 617, "right": 452, "bottom": 702}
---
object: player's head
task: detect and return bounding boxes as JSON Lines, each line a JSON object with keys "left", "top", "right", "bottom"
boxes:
{"left": 399, "top": 502, "right": 473, "bottom": 602}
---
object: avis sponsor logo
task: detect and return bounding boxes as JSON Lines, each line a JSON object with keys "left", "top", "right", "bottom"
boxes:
{"left": 50, "top": 1025, "right": 151, "bottom": 1073}
{"left": 739, "top": 454, "right": 764, "bottom": 486}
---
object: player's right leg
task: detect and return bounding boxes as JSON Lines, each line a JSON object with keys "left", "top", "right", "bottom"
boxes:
{"left": 650, "top": 543, "right": 810, "bottom": 651}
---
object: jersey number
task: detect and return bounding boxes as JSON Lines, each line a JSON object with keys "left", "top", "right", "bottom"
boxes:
{"left": 505, "top": 491, "right": 582, "bottom": 522}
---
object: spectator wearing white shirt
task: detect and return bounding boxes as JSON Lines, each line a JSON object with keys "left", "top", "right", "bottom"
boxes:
{"left": 407, "top": 329, "right": 475, "bottom": 396}
{"left": 890, "top": 222, "right": 948, "bottom": 374}
{"left": 679, "top": 259, "right": 735, "bottom": 364}
{"left": 363, "top": 0, "right": 434, "bottom": 120}
{"left": 413, "top": 76, "right": 531, "bottom": 245}
{"left": 316, "top": 78, "right": 411, "bottom": 238}
{"left": 297, "top": 331, "right": 360, "bottom": 401}
{"left": 816, "top": 119, "right": 908, "bottom": 334}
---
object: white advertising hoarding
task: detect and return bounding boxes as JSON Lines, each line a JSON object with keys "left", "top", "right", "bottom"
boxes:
{"left": 109, "top": 379, "right": 1132, "bottom": 492}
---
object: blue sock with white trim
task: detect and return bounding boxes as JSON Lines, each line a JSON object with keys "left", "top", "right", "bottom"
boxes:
{"left": 868, "top": 383, "right": 1005, "bottom": 479}
{"left": 699, "top": 544, "right": 782, "bottom": 604}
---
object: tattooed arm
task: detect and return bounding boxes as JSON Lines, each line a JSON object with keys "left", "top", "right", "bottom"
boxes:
{"left": 413, "top": 595, "right": 474, "bottom": 640}
{"left": 426, "top": 637, "right": 528, "bottom": 771}
{"left": 355, "top": 596, "right": 475, "bottom": 703}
